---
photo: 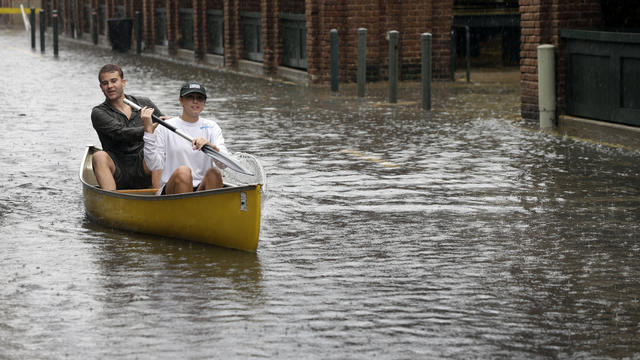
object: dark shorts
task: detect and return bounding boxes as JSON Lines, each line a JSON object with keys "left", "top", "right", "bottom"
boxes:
{"left": 159, "top": 184, "right": 199, "bottom": 195}
{"left": 109, "top": 150, "right": 151, "bottom": 190}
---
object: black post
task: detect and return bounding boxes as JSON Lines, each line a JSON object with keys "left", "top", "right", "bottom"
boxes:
{"left": 135, "top": 11, "right": 142, "bottom": 55}
{"left": 388, "top": 30, "right": 399, "bottom": 104}
{"left": 450, "top": 27, "right": 457, "bottom": 81}
{"left": 70, "top": 0, "right": 76, "bottom": 38}
{"left": 421, "top": 33, "right": 432, "bottom": 111}
{"left": 92, "top": 9, "right": 98, "bottom": 45}
{"left": 53, "top": 10, "right": 59, "bottom": 57}
{"left": 30, "top": 7, "right": 36, "bottom": 49}
{"left": 40, "top": 9, "right": 45, "bottom": 52}
{"left": 330, "top": 29, "right": 339, "bottom": 93}
{"left": 357, "top": 28, "right": 367, "bottom": 98}
{"left": 465, "top": 26, "right": 471, "bottom": 83}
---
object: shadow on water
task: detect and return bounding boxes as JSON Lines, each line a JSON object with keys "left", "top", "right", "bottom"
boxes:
{"left": 80, "top": 219, "right": 263, "bottom": 299}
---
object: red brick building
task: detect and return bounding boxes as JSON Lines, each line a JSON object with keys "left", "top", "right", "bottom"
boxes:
{"left": 43, "top": 0, "right": 640, "bottom": 128}
{"left": 46, "top": 0, "right": 454, "bottom": 83}
{"left": 520, "top": 0, "right": 640, "bottom": 125}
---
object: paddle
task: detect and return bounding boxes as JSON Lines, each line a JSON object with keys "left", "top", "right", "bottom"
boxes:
{"left": 124, "top": 98, "right": 254, "bottom": 176}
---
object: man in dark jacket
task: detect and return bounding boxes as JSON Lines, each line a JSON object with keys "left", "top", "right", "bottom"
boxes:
{"left": 91, "top": 64, "right": 165, "bottom": 190}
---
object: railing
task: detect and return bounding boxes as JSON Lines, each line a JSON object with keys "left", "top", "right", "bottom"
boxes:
{"left": 240, "top": 11, "right": 262, "bottom": 62}
{"left": 280, "top": 13, "right": 306, "bottom": 69}
{"left": 207, "top": 9, "right": 224, "bottom": 55}
{"left": 562, "top": 29, "right": 640, "bottom": 126}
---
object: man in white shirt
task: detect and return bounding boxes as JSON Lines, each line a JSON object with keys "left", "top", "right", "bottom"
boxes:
{"left": 140, "top": 81, "right": 228, "bottom": 195}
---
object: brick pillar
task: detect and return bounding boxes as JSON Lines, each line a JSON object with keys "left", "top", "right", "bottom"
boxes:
{"left": 520, "top": 0, "right": 546, "bottom": 121}
{"left": 261, "top": 0, "right": 279, "bottom": 75}
{"left": 106, "top": 0, "right": 114, "bottom": 19}
{"left": 305, "top": 0, "right": 322, "bottom": 83}
{"left": 64, "top": 0, "right": 71, "bottom": 35}
{"left": 166, "top": 0, "right": 178, "bottom": 54}
{"left": 432, "top": 0, "right": 453, "bottom": 79}
{"left": 224, "top": 0, "right": 240, "bottom": 68}
{"left": 193, "top": 0, "right": 206, "bottom": 59}
{"left": 142, "top": 0, "right": 154, "bottom": 49}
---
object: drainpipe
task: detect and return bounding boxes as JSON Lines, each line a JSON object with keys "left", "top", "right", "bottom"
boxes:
{"left": 537, "top": 44, "right": 556, "bottom": 129}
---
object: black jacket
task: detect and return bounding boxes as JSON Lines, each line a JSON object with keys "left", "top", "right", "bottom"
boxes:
{"left": 91, "top": 94, "right": 164, "bottom": 159}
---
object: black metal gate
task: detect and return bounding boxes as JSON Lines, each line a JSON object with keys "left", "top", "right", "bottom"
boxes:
{"left": 207, "top": 9, "right": 224, "bottom": 55}
{"left": 281, "top": 13, "right": 307, "bottom": 69}
{"left": 562, "top": 29, "right": 640, "bottom": 127}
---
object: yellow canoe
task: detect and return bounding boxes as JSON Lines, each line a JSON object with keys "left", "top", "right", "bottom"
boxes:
{"left": 79, "top": 146, "right": 261, "bottom": 251}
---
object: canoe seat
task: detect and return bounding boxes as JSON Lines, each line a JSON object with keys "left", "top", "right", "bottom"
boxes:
{"left": 115, "top": 188, "right": 159, "bottom": 195}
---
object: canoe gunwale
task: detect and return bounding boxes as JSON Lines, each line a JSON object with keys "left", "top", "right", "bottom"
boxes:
{"left": 80, "top": 145, "right": 259, "bottom": 201}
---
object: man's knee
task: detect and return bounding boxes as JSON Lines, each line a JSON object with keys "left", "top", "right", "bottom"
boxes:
{"left": 92, "top": 151, "right": 110, "bottom": 166}
{"left": 92, "top": 151, "right": 114, "bottom": 172}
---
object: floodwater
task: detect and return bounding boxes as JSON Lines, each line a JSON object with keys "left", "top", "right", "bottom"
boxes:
{"left": 1, "top": 28, "right": 640, "bottom": 359}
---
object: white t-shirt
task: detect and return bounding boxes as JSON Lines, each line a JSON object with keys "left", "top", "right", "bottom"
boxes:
{"left": 143, "top": 116, "right": 229, "bottom": 187}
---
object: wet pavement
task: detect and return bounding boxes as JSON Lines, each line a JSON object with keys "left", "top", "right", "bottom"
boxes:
{"left": 1, "top": 28, "right": 640, "bottom": 359}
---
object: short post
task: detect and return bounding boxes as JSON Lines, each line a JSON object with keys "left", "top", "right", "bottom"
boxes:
{"left": 465, "top": 25, "right": 470, "bottom": 83}
{"left": 388, "top": 30, "right": 399, "bottom": 104}
{"left": 135, "top": 11, "right": 142, "bottom": 55}
{"left": 330, "top": 29, "right": 339, "bottom": 93}
{"left": 30, "top": 7, "right": 36, "bottom": 49}
{"left": 92, "top": 9, "right": 98, "bottom": 45}
{"left": 357, "top": 28, "right": 367, "bottom": 98}
{"left": 450, "top": 27, "right": 456, "bottom": 81}
{"left": 53, "top": 10, "right": 59, "bottom": 57}
{"left": 421, "top": 33, "right": 432, "bottom": 111}
{"left": 538, "top": 44, "right": 556, "bottom": 129}
{"left": 39, "top": 9, "right": 45, "bottom": 52}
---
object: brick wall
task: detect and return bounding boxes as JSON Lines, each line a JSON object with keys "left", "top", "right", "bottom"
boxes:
{"left": 307, "top": 0, "right": 453, "bottom": 83}
{"left": 519, "top": 0, "right": 600, "bottom": 122}
{"left": 69, "top": 0, "right": 454, "bottom": 84}
{"left": 280, "top": 0, "right": 304, "bottom": 14}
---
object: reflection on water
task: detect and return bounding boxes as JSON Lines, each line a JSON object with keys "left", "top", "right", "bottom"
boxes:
{"left": 1, "top": 28, "right": 640, "bottom": 358}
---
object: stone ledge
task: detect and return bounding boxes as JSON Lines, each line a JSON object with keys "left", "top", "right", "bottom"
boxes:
{"left": 558, "top": 115, "right": 640, "bottom": 150}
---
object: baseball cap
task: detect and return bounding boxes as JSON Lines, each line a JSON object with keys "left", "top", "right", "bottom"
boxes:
{"left": 179, "top": 81, "right": 207, "bottom": 99}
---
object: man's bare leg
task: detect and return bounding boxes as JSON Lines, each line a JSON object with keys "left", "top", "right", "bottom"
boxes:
{"left": 92, "top": 151, "right": 117, "bottom": 191}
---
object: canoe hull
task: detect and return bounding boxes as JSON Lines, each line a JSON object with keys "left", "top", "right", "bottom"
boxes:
{"left": 80, "top": 146, "right": 261, "bottom": 251}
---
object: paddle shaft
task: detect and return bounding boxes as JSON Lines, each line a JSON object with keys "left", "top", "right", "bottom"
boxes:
{"left": 123, "top": 98, "right": 253, "bottom": 175}
{"left": 124, "top": 98, "right": 210, "bottom": 149}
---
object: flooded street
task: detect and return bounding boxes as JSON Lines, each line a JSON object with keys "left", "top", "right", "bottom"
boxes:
{"left": 1, "top": 28, "right": 640, "bottom": 358}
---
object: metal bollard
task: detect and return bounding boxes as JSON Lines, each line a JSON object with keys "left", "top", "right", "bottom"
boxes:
{"left": 538, "top": 45, "right": 556, "bottom": 129}
{"left": 330, "top": 29, "right": 339, "bottom": 93}
{"left": 30, "top": 7, "right": 36, "bottom": 49}
{"left": 450, "top": 28, "right": 456, "bottom": 81}
{"left": 92, "top": 9, "right": 98, "bottom": 45}
{"left": 421, "top": 33, "right": 432, "bottom": 111}
{"left": 357, "top": 28, "right": 367, "bottom": 98}
{"left": 39, "top": 9, "right": 45, "bottom": 52}
{"left": 53, "top": 10, "right": 59, "bottom": 57}
{"left": 388, "top": 30, "right": 399, "bottom": 104}
{"left": 136, "top": 11, "right": 142, "bottom": 55}
{"left": 465, "top": 25, "right": 470, "bottom": 83}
